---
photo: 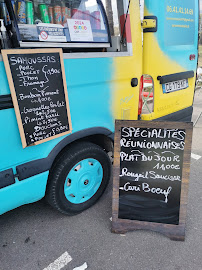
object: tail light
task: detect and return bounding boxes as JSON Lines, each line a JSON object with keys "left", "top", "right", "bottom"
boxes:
{"left": 139, "top": 75, "right": 154, "bottom": 116}
{"left": 189, "top": 54, "right": 196, "bottom": 61}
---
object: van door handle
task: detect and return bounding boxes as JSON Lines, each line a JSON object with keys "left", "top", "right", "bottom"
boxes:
{"left": 131, "top": 78, "right": 138, "bottom": 87}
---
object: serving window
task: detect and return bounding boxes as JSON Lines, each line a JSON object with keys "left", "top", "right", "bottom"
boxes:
{"left": 3, "top": 0, "right": 128, "bottom": 52}
{"left": 7, "top": 0, "right": 110, "bottom": 48}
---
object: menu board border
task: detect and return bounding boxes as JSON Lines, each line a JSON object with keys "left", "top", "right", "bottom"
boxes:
{"left": 112, "top": 120, "right": 193, "bottom": 241}
{"left": 2, "top": 48, "right": 72, "bottom": 148}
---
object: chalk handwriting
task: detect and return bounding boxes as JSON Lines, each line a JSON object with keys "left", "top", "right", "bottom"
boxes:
{"left": 120, "top": 182, "right": 172, "bottom": 203}
{"left": 119, "top": 168, "right": 181, "bottom": 182}
{"left": 9, "top": 53, "right": 69, "bottom": 146}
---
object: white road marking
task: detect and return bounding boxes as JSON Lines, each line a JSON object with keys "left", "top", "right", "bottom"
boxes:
{"left": 43, "top": 251, "right": 72, "bottom": 270}
{"left": 73, "top": 262, "right": 88, "bottom": 270}
{"left": 191, "top": 153, "right": 201, "bottom": 160}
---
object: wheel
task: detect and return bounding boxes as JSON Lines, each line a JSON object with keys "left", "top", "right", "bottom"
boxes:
{"left": 46, "top": 142, "right": 111, "bottom": 215}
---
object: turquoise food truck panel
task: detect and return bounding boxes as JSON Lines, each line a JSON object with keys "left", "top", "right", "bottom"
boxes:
{"left": 0, "top": 57, "right": 114, "bottom": 171}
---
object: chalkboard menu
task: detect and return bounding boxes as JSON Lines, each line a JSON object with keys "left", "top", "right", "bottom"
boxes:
{"left": 112, "top": 120, "right": 193, "bottom": 241}
{"left": 2, "top": 49, "right": 72, "bottom": 148}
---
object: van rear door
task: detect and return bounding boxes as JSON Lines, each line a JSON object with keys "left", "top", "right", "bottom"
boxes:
{"left": 141, "top": 0, "right": 199, "bottom": 122}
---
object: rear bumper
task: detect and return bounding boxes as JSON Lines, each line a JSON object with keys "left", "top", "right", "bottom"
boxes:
{"left": 155, "top": 106, "right": 193, "bottom": 122}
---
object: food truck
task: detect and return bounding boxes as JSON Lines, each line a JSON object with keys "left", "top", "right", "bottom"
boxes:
{"left": 0, "top": 0, "right": 199, "bottom": 215}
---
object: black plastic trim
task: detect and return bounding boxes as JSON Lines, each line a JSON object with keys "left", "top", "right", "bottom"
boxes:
{"left": 16, "top": 127, "right": 113, "bottom": 180}
{"left": 143, "top": 16, "right": 158, "bottom": 33}
{"left": 155, "top": 106, "right": 193, "bottom": 122}
{"left": 0, "top": 94, "right": 13, "bottom": 110}
{"left": 108, "top": 133, "right": 114, "bottom": 141}
{"left": 0, "top": 169, "right": 15, "bottom": 189}
{"left": 131, "top": 78, "right": 138, "bottom": 87}
{"left": 157, "top": 71, "right": 195, "bottom": 84}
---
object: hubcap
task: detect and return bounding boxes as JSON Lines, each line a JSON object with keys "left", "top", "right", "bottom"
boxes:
{"left": 64, "top": 158, "right": 103, "bottom": 204}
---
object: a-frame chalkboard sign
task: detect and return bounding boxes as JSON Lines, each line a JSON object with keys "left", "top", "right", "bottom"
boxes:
{"left": 2, "top": 48, "right": 72, "bottom": 148}
{"left": 112, "top": 120, "right": 193, "bottom": 241}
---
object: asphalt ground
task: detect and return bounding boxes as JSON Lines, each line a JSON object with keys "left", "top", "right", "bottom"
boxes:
{"left": 0, "top": 89, "right": 202, "bottom": 270}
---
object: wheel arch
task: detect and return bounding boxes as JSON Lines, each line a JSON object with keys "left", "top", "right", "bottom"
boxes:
{"left": 16, "top": 127, "right": 114, "bottom": 181}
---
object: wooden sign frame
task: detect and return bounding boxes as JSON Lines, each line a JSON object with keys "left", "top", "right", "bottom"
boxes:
{"left": 2, "top": 48, "right": 72, "bottom": 148}
{"left": 112, "top": 120, "right": 193, "bottom": 241}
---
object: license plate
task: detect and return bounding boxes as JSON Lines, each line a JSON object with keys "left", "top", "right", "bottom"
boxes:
{"left": 162, "top": 79, "right": 188, "bottom": 93}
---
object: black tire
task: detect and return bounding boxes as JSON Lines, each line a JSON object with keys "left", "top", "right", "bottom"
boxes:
{"left": 46, "top": 142, "right": 111, "bottom": 215}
